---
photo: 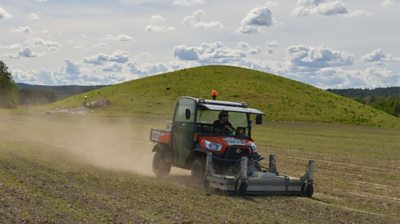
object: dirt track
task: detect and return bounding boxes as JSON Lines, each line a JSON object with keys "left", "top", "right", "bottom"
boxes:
{"left": 1, "top": 113, "right": 399, "bottom": 223}
{"left": 0, "top": 113, "right": 161, "bottom": 175}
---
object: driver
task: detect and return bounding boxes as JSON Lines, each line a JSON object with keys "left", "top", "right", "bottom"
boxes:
{"left": 213, "top": 111, "right": 233, "bottom": 134}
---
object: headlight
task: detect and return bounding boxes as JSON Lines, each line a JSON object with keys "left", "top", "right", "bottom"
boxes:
{"left": 250, "top": 143, "right": 257, "bottom": 152}
{"left": 204, "top": 140, "right": 222, "bottom": 151}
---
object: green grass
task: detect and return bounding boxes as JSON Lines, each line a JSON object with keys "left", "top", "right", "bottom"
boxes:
{"left": 0, "top": 114, "right": 399, "bottom": 223}
{"left": 44, "top": 65, "right": 400, "bottom": 128}
{"left": 254, "top": 121, "right": 400, "bottom": 160}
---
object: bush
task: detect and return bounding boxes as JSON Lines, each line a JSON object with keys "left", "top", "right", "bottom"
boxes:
{"left": 0, "top": 60, "right": 18, "bottom": 108}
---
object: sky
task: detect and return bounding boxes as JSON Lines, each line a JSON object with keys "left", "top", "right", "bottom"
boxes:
{"left": 0, "top": 0, "right": 399, "bottom": 89}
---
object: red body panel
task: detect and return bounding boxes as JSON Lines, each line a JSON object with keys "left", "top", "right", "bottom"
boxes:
{"left": 198, "top": 136, "right": 254, "bottom": 154}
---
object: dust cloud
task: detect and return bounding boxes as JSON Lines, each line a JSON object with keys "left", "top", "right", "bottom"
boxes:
{"left": 0, "top": 113, "right": 170, "bottom": 176}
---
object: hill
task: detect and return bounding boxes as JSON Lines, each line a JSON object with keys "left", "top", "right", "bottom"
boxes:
{"left": 48, "top": 65, "right": 400, "bottom": 127}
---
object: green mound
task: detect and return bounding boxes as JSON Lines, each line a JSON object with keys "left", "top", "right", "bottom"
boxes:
{"left": 50, "top": 65, "right": 400, "bottom": 128}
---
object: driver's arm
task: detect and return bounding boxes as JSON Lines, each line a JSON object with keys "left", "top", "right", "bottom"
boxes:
{"left": 225, "top": 122, "right": 235, "bottom": 134}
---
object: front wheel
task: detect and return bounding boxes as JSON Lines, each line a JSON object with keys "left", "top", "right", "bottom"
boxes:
{"left": 152, "top": 151, "right": 171, "bottom": 177}
{"left": 237, "top": 181, "right": 248, "bottom": 195}
{"left": 191, "top": 157, "right": 206, "bottom": 185}
{"left": 302, "top": 183, "right": 314, "bottom": 197}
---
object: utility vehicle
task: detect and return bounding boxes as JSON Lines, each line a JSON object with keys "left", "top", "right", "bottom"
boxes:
{"left": 150, "top": 96, "right": 314, "bottom": 196}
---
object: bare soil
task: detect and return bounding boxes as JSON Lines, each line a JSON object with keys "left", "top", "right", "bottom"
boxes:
{"left": 0, "top": 113, "right": 399, "bottom": 223}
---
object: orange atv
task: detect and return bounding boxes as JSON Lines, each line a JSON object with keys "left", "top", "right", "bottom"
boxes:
{"left": 150, "top": 96, "right": 314, "bottom": 196}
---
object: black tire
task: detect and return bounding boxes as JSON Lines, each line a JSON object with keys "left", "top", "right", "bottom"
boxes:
{"left": 237, "top": 181, "right": 248, "bottom": 195}
{"left": 191, "top": 157, "right": 206, "bottom": 185}
{"left": 152, "top": 151, "right": 171, "bottom": 177}
{"left": 302, "top": 183, "right": 314, "bottom": 197}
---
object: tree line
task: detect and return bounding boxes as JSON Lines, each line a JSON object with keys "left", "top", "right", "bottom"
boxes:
{"left": 1, "top": 60, "right": 107, "bottom": 108}
{"left": 328, "top": 88, "right": 400, "bottom": 117}
{"left": 0, "top": 60, "right": 17, "bottom": 108}
{"left": 17, "top": 84, "right": 107, "bottom": 105}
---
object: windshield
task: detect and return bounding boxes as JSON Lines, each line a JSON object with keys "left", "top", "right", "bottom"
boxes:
{"left": 196, "top": 109, "right": 249, "bottom": 137}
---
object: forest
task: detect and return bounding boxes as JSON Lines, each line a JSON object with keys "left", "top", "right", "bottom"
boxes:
{"left": 328, "top": 87, "right": 400, "bottom": 117}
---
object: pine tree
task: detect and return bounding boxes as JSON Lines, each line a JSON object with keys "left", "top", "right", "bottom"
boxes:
{"left": 0, "top": 60, "right": 18, "bottom": 108}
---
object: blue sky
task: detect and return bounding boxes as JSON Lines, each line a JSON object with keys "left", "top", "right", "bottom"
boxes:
{"left": 1, "top": 0, "right": 399, "bottom": 88}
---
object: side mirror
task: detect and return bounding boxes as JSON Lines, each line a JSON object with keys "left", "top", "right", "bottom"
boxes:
{"left": 185, "top": 108, "right": 191, "bottom": 120}
{"left": 255, "top": 114, "right": 263, "bottom": 125}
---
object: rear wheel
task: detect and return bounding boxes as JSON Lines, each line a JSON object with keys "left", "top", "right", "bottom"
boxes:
{"left": 191, "top": 157, "right": 206, "bottom": 185}
{"left": 152, "top": 151, "right": 171, "bottom": 177}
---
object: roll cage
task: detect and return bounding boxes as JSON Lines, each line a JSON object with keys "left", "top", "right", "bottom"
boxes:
{"left": 176, "top": 96, "right": 264, "bottom": 139}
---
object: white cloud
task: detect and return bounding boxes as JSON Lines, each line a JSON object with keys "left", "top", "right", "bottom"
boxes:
{"left": 249, "top": 47, "right": 261, "bottom": 55}
{"left": 64, "top": 60, "right": 80, "bottom": 75}
{"left": 150, "top": 15, "right": 166, "bottom": 22}
{"left": 183, "top": 10, "right": 223, "bottom": 29}
{"left": 238, "top": 7, "right": 274, "bottom": 34}
{"left": 173, "top": 0, "right": 204, "bottom": 6}
{"left": 280, "top": 65, "right": 399, "bottom": 89}
{"left": 145, "top": 24, "right": 176, "bottom": 32}
{"left": 292, "top": 0, "right": 348, "bottom": 17}
{"left": 238, "top": 42, "right": 249, "bottom": 48}
{"left": 362, "top": 49, "right": 400, "bottom": 65}
{"left": 146, "top": 15, "right": 176, "bottom": 32}
{"left": 266, "top": 41, "right": 279, "bottom": 48}
{"left": 103, "top": 63, "right": 124, "bottom": 72}
{"left": 34, "top": 0, "right": 48, "bottom": 2}
{"left": 174, "top": 42, "right": 247, "bottom": 64}
{"left": 12, "top": 70, "right": 57, "bottom": 85}
{"left": 10, "top": 26, "right": 33, "bottom": 33}
{"left": 128, "top": 62, "right": 169, "bottom": 77}
{"left": 33, "top": 38, "right": 61, "bottom": 51}
{"left": 265, "top": 41, "right": 279, "bottom": 54}
{"left": 174, "top": 45, "right": 200, "bottom": 60}
{"left": 29, "top": 13, "right": 39, "bottom": 20}
{"left": 172, "top": 42, "right": 276, "bottom": 72}
{"left": 362, "top": 49, "right": 386, "bottom": 64}
{"left": 17, "top": 48, "right": 38, "bottom": 58}
{"left": 91, "top": 42, "right": 108, "bottom": 48}
{"left": 382, "top": 0, "right": 400, "bottom": 6}
{"left": 286, "top": 45, "right": 353, "bottom": 69}
{"left": 73, "top": 45, "right": 87, "bottom": 50}
{"left": 270, "top": 46, "right": 399, "bottom": 88}
{"left": 0, "top": 7, "right": 12, "bottom": 19}
{"left": 12, "top": 62, "right": 134, "bottom": 85}
{"left": 118, "top": 34, "right": 133, "bottom": 41}
{"left": 104, "top": 34, "right": 134, "bottom": 42}
{"left": 3, "top": 0, "right": 399, "bottom": 88}
{"left": 344, "top": 10, "right": 371, "bottom": 18}
{"left": 362, "top": 67, "right": 398, "bottom": 87}
{"left": 236, "top": 42, "right": 261, "bottom": 55}
{"left": 0, "top": 43, "right": 21, "bottom": 49}
{"left": 83, "top": 50, "right": 129, "bottom": 65}
{"left": 329, "top": 67, "right": 398, "bottom": 88}
{"left": 265, "top": 1, "right": 278, "bottom": 8}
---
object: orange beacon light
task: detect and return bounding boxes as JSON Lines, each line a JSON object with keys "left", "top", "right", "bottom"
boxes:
{"left": 211, "top": 90, "right": 218, "bottom": 100}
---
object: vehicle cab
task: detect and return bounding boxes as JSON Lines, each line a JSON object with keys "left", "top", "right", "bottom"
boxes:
{"left": 151, "top": 96, "right": 264, "bottom": 179}
{"left": 170, "top": 97, "right": 264, "bottom": 168}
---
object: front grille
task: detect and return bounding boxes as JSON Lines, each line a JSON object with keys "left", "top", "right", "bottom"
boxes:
{"left": 225, "top": 146, "right": 250, "bottom": 158}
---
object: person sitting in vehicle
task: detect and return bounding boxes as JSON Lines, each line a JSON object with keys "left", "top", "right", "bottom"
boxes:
{"left": 213, "top": 111, "right": 233, "bottom": 134}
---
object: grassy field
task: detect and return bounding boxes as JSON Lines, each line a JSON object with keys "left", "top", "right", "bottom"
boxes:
{"left": 44, "top": 65, "right": 400, "bottom": 128}
{"left": 1, "top": 113, "right": 399, "bottom": 223}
